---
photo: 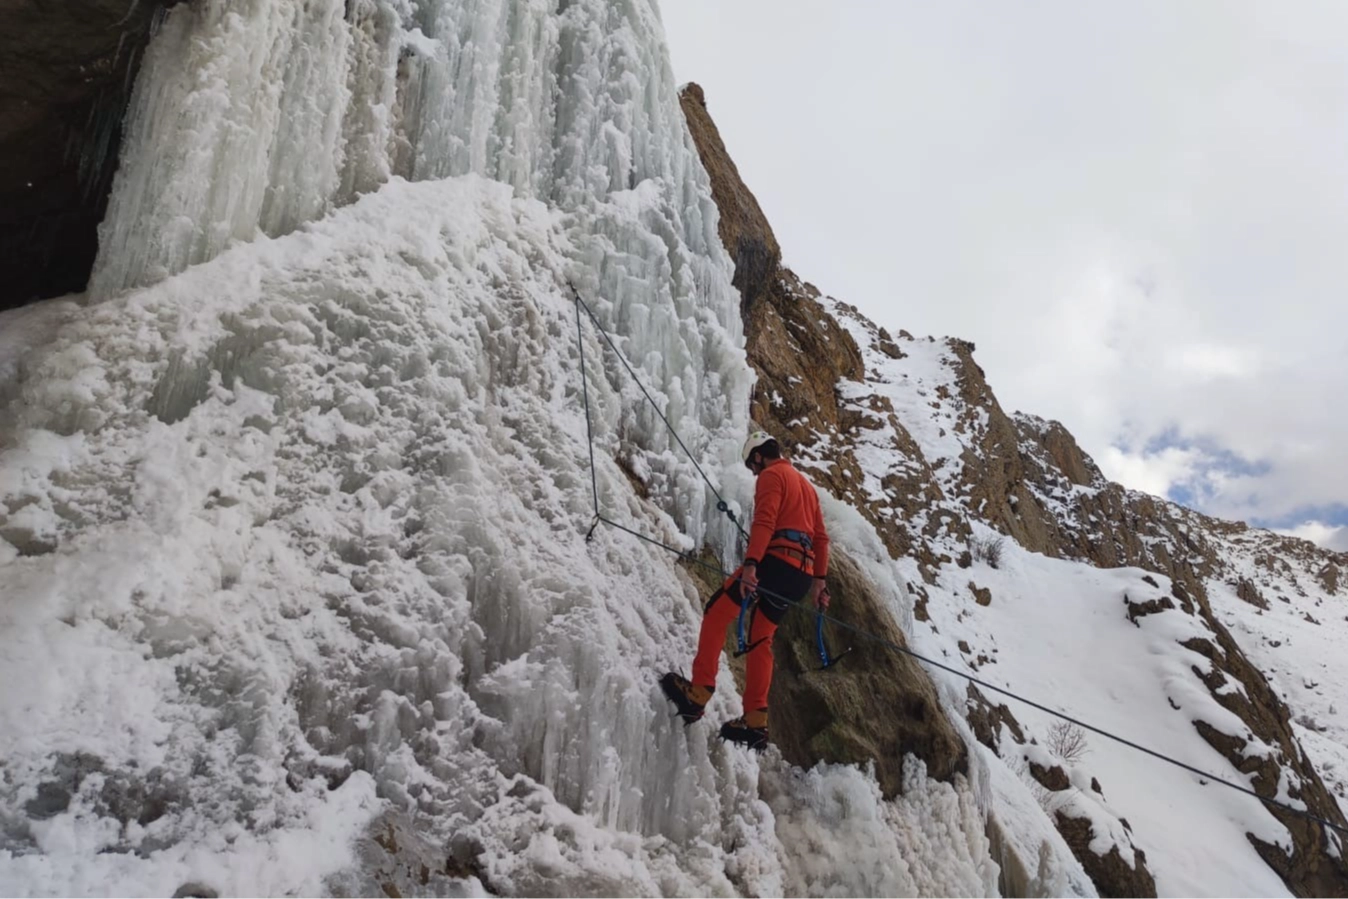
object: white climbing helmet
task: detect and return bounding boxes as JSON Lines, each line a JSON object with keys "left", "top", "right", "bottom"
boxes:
{"left": 741, "top": 429, "right": 774, "bottom": 468}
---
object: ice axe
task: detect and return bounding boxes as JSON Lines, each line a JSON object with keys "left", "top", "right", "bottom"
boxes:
{"left": 733, "top": 587, "right": 768, "bottom": 658}
{"left": 814, "top": 591, "right": 852, "bottom": 670}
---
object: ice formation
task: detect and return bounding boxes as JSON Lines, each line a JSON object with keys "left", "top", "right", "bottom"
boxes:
{"left": 1, "top": 1, "right": 1001, "bottom": 894}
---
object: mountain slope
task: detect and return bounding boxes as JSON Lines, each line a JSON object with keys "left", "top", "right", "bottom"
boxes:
{"left": 680, "top": 82, "right": 1347, "bottom": 897}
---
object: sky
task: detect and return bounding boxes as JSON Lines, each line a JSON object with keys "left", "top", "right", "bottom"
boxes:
{"left": 660, "top": 1, "right": 1348, "bottom": 552}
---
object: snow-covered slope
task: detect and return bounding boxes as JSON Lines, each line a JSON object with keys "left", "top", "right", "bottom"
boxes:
{"left": 1196, "top": 522, "right": 1348, "bottom": 815}
{"left": 815, "top": 298, "right": 1347, "bottom": 895}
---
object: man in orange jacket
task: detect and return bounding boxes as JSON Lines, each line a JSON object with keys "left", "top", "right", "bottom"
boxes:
{"left": 662, "top": 429, "right": 830, "bottom": 750}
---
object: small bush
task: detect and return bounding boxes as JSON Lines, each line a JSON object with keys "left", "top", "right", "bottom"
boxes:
{"left": 970, "top": 534, "right": 1005, "bottom": 569}
{"left": 1047, "top": 721, "right": 1089, "bottom": 765}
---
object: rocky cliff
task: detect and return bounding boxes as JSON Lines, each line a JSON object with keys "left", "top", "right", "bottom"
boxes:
{"left": 0, "top": 0, "right": 175, "bottom": 309}
{"left": 680, "top": 82, "right": 1348, "bottom": 897}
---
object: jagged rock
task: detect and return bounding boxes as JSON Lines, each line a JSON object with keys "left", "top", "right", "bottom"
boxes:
{"left": 1028, "top": 760, "right": 1070, "bottom": 792}
{"left": 1054, "top": 812, "right": 1158, "bottom": 898}
{"left": 677, "top": 547, "right": 968, "bottom": 794}
{"left": 769, "top": 551, "right": 967, "bottom": 795}
{"left": 965, "top": 684, "right": 1026, "bottom": 750}
{"left": 911, "top": 582, "right": 931, "bottom": 622}
{"left": 1236, "top": 578, "right": 1270, "bottom": 610}
{"left": 1318, "top": 563, "right": 1340, "bottom": 594}
{"left": 1124, "top": 592, "right": 1175, "bottom": 627}
{"left": 0, "top": 0, "right": 178, "bottom": 309}
{"left": 1177, "top": 620, "right": 1348, "bottom": 896}
{"left": 677, "top": 82, "right": 779, "bottom": 311}
{"left": 969, "top": 582, "right": 991, "bottom": 606}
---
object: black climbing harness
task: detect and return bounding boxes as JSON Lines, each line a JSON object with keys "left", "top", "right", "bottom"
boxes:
{"left": 766, "top": 528, "right": 850, "bottom": 669}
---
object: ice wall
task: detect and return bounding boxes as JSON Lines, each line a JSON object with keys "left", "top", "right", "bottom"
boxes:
{"left": 2, "top": 0, "right": 1004, "bottom": 894}
{"left": 0, "top": 175, "right": 998, "bottom": 897}
{"left": 94, "top": 0, "right": 721, "bottom": 288}
{"left": 92, "top": 0, "right": 744, "bottom": 553}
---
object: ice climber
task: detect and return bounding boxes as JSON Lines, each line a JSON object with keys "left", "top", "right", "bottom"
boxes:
{"left": 662, "top": 429, "right": 831, "bottom": 750}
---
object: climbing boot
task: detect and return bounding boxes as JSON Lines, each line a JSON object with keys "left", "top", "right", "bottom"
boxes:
{"left": 720, "top": 709, "right": 769, "bottom": 751}
{"left": 661, "top": 672, "right": 713, "bottom": 724}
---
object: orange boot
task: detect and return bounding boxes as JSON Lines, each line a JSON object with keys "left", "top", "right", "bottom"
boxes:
{"left": 720, "top": 708, "right": 768, "bottom": 750}
{"left": 661, "top": 672, "right": 713, "bottom": 723}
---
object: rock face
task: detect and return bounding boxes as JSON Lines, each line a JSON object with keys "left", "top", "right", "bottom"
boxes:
{"left": 679, "top": 83, "right": 968, "bottom": 795}
{"left": 679, "top": 83, "right": 950, "bottom": 573}
{"left": 0, "top": 0, "right": 174, "bottom": 309}
{"left": 1054, "top": 813, "right": 1157, "bottom": 899}
{"left": 771, "top": 550, "right": 967, "bottom": 795}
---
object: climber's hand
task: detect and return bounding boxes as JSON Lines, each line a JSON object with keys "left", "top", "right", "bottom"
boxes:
{"left": 739, "top": 563, "right": 759, "bottom": 598}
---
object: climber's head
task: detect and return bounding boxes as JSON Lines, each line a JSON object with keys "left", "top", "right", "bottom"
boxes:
{"left": 741, "top": 429, "right": 780, "bottom": 475}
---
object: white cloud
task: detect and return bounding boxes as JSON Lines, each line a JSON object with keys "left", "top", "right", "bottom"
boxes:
{"left": 1276, "top": 521, "right": 1348, "bottom": 553}
{"left": 1167, "top": 344, "right": 1262, "bottom": 381}
{"left": 1098, "top": 445, "right": 1201, "bottom": 501}
{"left": 661, "top": 1, "right": 1348, "bottom": 530}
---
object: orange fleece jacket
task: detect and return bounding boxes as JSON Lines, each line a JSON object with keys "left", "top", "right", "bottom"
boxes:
{"left": 745, "top": 458, "right": 830, "bottom": 577}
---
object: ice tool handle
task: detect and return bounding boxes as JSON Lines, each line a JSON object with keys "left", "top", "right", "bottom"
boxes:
{"left": 815, "top": 609, "right": 852, "bottom": 671}
{"left": 732, "top": 580, "right": 767, "bottom": 658}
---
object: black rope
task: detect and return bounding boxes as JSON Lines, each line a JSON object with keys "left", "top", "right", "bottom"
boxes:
{"left": 590, "top": 512, "right": 1348, "bottom": 838}
{"left": 575, "top": 290, "right": 599, "bottom": 521}
{"left": 567, "top": 281, "right": 1348, "bottom": 841}
{"left": 569, "top": 283, "right": 747, "bottom": 541}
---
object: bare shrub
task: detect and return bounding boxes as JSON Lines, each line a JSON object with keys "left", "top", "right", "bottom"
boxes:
{"left": 1047, "top": 721, "right": 1089, "bottom": 765}
{"left": 970, "top": 533, "right": 1005, "bottom": 569}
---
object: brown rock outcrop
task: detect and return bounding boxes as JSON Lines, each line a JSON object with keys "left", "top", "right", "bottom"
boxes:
{"left": 768, "top": 550, "right": 967, "bottom": 796}
{"left": 1054, "top": 812, "right": 1158, "bottom": 898}
{"left": 677, "top": 547, "right": 967, "bottom": 796}
{"left": 677, "top": 82, "right": 780, "bottom": 312}
{"left": 680, "top": 83, "right": 948, "bottom": 568}
{"left": 0, "top": 0, "right": 176, "bottom": 309}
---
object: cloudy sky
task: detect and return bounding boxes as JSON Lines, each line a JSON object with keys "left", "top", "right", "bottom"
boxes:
{"left": 660, "top": 1, "right": 1348, "bottom": 552}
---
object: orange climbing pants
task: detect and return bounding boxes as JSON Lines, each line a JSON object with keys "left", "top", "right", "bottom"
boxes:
{"left": 691, "top": 556, "right": 812, "bottom": 713}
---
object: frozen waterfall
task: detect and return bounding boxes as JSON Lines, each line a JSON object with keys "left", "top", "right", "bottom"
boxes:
{"left": 91, "top": 0, "right": 745, "bottom": 554}
{"left": 0, "top": 0, "right": 1002, "bottom": 895}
